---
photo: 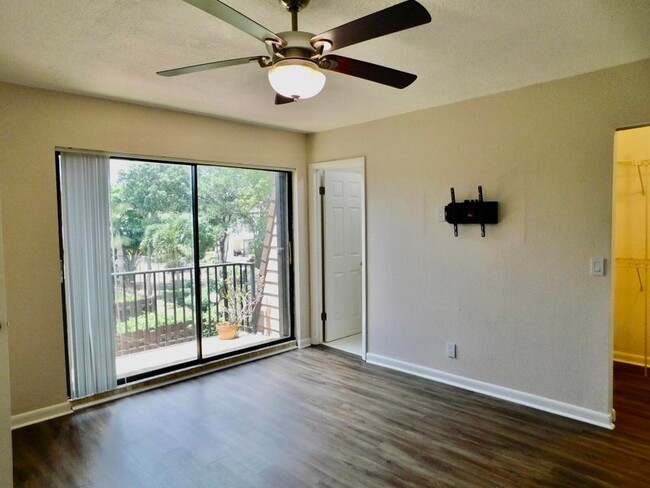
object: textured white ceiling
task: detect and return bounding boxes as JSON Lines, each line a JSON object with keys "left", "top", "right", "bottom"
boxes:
{"left": 1, "top": 0, "right": 649, "bottom": 133}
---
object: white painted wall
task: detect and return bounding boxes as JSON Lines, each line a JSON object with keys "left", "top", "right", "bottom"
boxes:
{"left": 308, "top": 59, "right": 650, "bottom": 421}
{"left": 0, "top": 189, "right": 13, "bottom": 486}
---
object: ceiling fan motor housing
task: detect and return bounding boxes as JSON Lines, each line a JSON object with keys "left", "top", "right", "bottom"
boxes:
{"left": 279, "top": 0, "right": 311, "bottom": 12}
{"left": 267, "top": 31, "right": 319, "bottom": 62}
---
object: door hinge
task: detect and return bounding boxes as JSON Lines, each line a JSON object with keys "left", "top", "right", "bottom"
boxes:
{"left": 288, "top": 241, "right": 293, "bottom": 265}
{"left": 319, "top": 186, "right": 325, "bottom": 195}
{"left": 59, "top": 260, "right": 64, "bottom": 283}
{"left": 321, "top": 312, "right": 327, "bottom": 321}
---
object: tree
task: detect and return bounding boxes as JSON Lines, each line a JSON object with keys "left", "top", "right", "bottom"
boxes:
{"left": 111, "top": 187, "right": 145, "bottom": 272}
{"left": 117, "top": 162, "right": 192, "bottom": 216}
{"left": 198, "top": 166, "right": 274, "bottom": 264}
{"left": 110, "top": 161, "right": 274, "bottom": 269}
{"left": 140, "top": 213, "right": 194, "bottom": 267}
{"left": 110, "top": 162, "right": 193, "bottom": 270}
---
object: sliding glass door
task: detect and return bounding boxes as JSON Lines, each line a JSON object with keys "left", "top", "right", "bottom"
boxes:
{"left": 110, "top": 159, "right": 198, "bottom": 378}
{"left": 59, "top": 153, "right": 293, "bottom": 396}
{"left": 197, "top": 166, "right": 292, "bottom": 357}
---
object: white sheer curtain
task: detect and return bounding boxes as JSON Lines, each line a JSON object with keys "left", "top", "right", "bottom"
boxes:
{"left": 60, "top": 152, "right": 116, "bottom": 398}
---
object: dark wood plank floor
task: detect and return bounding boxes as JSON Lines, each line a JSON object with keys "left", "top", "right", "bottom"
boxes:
{"left": 12, "top": 348, "right": 650, "bottom": 487}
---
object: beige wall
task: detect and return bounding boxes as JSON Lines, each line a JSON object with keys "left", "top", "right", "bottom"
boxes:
{"left": 308, "top": 59, "right": 650, "bottom": 416}
{"left": 613, "top": 126, "right": 650, "bottom": 365}
{"left": 0, "top": 82, "right": 309, "bottom": 415}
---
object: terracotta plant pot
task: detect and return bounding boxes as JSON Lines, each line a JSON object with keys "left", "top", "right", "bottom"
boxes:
{"left": 216, "top": 323, "right": 239, "bottom": 340}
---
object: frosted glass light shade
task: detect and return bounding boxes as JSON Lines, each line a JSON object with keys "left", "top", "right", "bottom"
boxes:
{"left": 268, "top": 59, "right": 326, "bottom": 100}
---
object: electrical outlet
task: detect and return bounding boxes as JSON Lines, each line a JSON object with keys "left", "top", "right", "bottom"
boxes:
{"left": 446, "top": 342, "right": 457, "bottom": 358}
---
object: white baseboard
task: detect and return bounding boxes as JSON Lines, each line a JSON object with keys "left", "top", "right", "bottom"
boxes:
{"left": 297, "top": 337, "right": 312, "bottom": 349}
{"left": 12, "top": 402, "right": 72, "bottom": 430}
{"left": 614, "top": 351, "right": 646, "bottom": 367}
{"left": 366, "top": 353, "right": 613, "bottom": 430}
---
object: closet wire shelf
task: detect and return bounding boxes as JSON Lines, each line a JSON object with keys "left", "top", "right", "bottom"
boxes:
{"left": 616, "top": 258, "right": 650, "bottom": 291}
{"left": 617, "top": 160, "right": 650, "bottom": 195}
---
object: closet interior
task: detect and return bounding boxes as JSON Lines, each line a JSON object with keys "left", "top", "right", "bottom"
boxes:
{"left": 614, "top": 126, "right": 650, "bottom": 376}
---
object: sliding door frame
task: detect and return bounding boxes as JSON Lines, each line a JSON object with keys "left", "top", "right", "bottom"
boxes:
{"left": 56, "top": 150, "right": 296, "bottom": 390}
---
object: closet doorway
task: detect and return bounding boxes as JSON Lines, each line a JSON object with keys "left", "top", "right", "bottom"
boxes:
{"left": 613, "top": 126, "right": 650, "bottom": 375}
{"left": 612, "top": 125, "right": 650, "bottom": 427}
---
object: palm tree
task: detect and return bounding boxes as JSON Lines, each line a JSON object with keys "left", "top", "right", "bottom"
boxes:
{"left": 141, "top": 213, "right": 194, "bottom": 267}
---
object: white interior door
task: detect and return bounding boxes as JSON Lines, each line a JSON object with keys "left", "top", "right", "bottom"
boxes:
{"left": 324, "top": 170, "right": 362, "bottom": 342}
{"left": 0, "top": 194, "right": 13, "bottom": 487}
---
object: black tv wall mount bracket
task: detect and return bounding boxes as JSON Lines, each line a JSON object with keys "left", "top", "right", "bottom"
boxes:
{"left": 445, "top": 186, "right": 499, "bottom": 237}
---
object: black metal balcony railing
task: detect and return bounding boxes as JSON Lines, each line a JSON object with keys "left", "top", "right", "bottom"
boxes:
{"left": 113, "top": 262, "right": 256, "bottom": 356}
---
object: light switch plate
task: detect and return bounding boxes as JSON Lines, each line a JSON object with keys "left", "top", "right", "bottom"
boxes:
{"left": 590, "top": 258, "right": 605, "bottom": 276}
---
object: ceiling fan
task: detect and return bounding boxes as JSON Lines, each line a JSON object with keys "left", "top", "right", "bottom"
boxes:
{"left": 157, "top": 0, "right": 432, "bottom": 104}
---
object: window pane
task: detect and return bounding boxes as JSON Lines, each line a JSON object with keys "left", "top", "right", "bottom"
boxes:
{"left": 197, "top": 166, "right": 292, "bottom": 357}
{"left": 110, "top": 160, "right": 198, "bottom": 377}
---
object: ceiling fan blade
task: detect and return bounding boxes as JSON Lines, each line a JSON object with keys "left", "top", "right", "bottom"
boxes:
{"left": 275, "top": 93, "right": 296, "bottom": 105}
{"left": 157, "top": 56, "right": 269, "bottom": 77}
{"left": 181, "top": 0, "right": 283, "bottom": 44}
{"left": 320, "top": 55, "right": 417, "bottom": 89}
{"left": 311, "top": 1, "right": 431, "bottom": 52}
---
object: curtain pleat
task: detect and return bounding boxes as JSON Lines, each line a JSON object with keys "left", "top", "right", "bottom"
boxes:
{"left": 60, "top": 152, "right": 116, "bottom": 398}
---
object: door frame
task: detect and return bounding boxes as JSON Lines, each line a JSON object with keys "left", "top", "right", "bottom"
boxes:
{"left": 0, "top": 186, "right": 13, "bottom": 487}
{"left": 610, "top": 124, "right": 650, "bottom": 422}
{"left": 309, "top": 157, "right": 367, "bottom": 359}
{"left": 56, "top": 150, "right": 298, "bottom": 390}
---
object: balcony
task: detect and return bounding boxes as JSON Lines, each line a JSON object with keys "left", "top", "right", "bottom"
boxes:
{"left": 113, "top": 262, "right": 283, "bottom": 378}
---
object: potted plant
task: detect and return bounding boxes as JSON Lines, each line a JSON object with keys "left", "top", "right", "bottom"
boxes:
{"left": 215, "top": 276, "right": 264, "bottom": 340}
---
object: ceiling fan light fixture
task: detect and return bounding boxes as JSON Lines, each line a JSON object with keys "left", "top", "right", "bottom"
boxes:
{"left": 268, "top": 59, "right": 326, "bottom": 100}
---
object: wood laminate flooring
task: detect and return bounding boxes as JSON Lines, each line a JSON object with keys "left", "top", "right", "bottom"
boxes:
{"left": 12, "top": 349, "right": 650, "bottom": 487}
